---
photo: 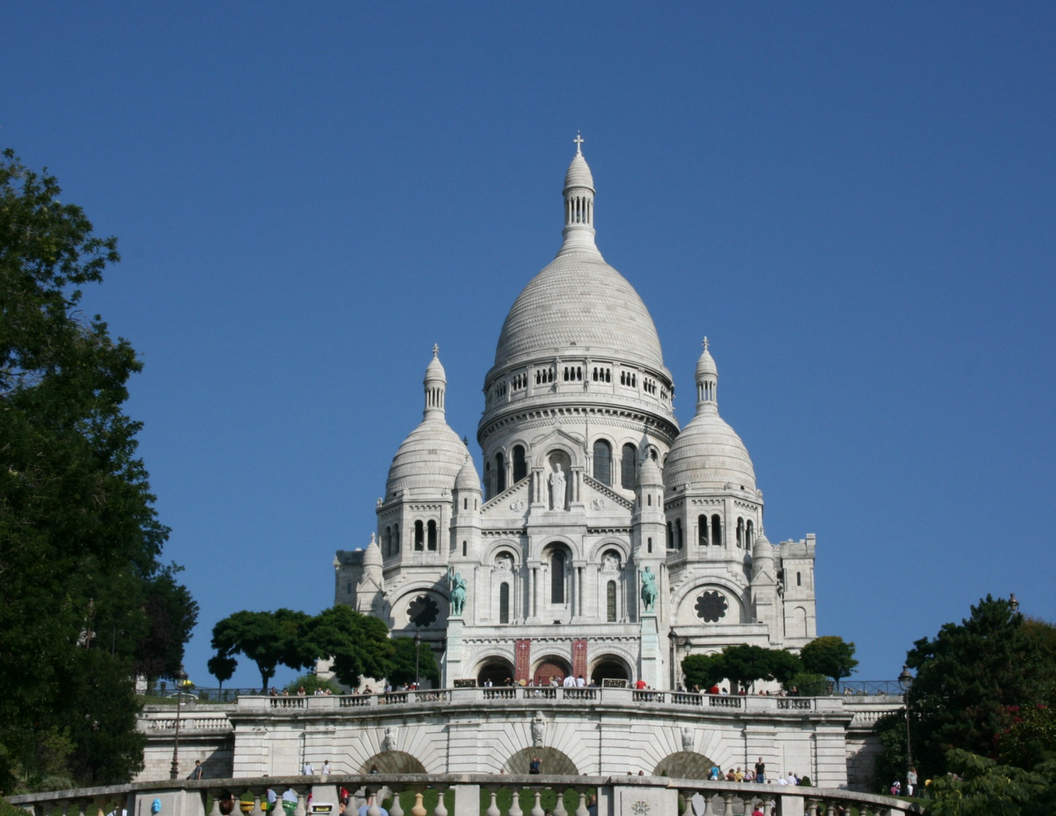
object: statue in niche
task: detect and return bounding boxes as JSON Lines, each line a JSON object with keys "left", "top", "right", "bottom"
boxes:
{"left": 448, "top": 566, "right": 467, "bottom": 618}
{"left": 531, "top": 711, "right": 546, "bottom": 747}
{"left": 496, "top": 555, "right": 513, "bottom": 573}
{"left": 549, "top": 462, "right": 567, "bottom": 510}
{"left": 603, "top": 553, "right": 620, "bottom": 573}
{"left": 640, "top": 566, "right": 658, "bottom": 613}
{"left": 382, "top": 726, "right": 397, "bottom": 752}
{"left": 681, "top": 726, "right": 694, "bottom": 752}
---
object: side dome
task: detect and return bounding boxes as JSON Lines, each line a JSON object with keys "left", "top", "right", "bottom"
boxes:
{"left": 385, "top": 347, "right": 467, "bottom": 497}
{"left": 664, "top": 341, "right": 756, "bottom": 491}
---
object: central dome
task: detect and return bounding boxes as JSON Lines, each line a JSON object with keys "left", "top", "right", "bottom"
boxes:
{"left": 493, "top": 250, "right": 666, "bottom": 370}
{"left": 492, "top": 144, "right": 666, "bottom": 373}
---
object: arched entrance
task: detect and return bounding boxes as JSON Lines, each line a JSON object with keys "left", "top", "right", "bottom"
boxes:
{"left": 590, "top": 656, "right": 631, "bottom": 685}
{"left": 506, "top": 747, "right": 578, "bottom": 775}
{"left": 654, "top": 751, "right": 716, "bottom": 779}
{"left": 532, "top": 656, "right": 572, "bottom": 686}
{"left": 360, "top": 751, "right": 425, "bottom": 774}
{"left": 477, "top": 658, "right": 515, "bottom": 687}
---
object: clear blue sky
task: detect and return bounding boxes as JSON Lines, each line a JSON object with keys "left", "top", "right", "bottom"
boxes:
{"left": 4, "top": 3, "right": 1054, "bottom": 689}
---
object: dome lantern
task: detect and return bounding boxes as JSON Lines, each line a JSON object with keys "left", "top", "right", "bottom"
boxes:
{"left": 559, "top": 133, "right": 598, "bottom": 255}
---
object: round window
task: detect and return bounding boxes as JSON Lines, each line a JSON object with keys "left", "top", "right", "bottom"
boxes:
{"left": 694, "top": 591, "right": 728, "bottom": 622}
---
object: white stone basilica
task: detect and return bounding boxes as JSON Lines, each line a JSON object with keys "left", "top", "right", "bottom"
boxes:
{"left": 334, "top": 141, "right": 817, "bottom": 690}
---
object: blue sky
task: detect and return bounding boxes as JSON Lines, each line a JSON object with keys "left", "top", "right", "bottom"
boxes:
{"left": 3, "top": 3, "right": 1054, "bottom": 688}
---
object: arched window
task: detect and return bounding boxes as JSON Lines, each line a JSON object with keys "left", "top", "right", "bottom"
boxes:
{"left": 392, "top": 523, "right": 399, "bottom": 554}
{"left": 746, "top": 520, "right": 754, "bottom": 548}
{"left": 676, "top": 518, "right": 684, "bottom": 550}
{"left": 462, "top": 540, "right": 467, "bottom": 557}
{"left": 495, "top": 453, "right": 506, "bottom": 494}
{"left": 499, "top": 583, "right": 510, "bottom": 624}
{"left": 647, "top": 537, "right": 653, "bottom": 554}
{"left": 593, "top": 440, "right": 612, "bottom": 485}
{"left": 607, "top": 581, "right": 617, "bottom": 622}
{"left": 797, "top": 572, "right": 802, "bottom": 587}
{"left": 666, "top": 522, "right": 674, "bottom": 550}
{"left": 711, "top": 515, "right": 722, "bottom": 548}
{"left": 621, "top": 443, "right": 637, "bottom": 489}
{"left": 513, "top": 445, "right": 527, "bottom": 483}
{"left": 551, "top": 550, "right": 566, "bottom": 604}
{"left": 484, "top": 461, "right": 492, "bottom": 500}
{"left": 383, "top": 526, "right": 391, "bottom": 556}
{"left": 414, "top": 520, "right": 425, "bottom": 551}
{"left": 698, "top": 515, "right": 708, "bottom": 546}
{"left": 736, "top": 518, "right": 744, "bottom": 548}
{"left": 346, "top": 580, "right": 352, "bottom": 595}
{"left": 427, "top": 520, "right": 438, "bottom": 551}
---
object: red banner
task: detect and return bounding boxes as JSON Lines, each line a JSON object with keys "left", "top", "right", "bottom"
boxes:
{"left": 572, "top": 638, "right": 588, "bottom": 682}
{"left": 514, "top": 638, "right": 532, "bottom": 683}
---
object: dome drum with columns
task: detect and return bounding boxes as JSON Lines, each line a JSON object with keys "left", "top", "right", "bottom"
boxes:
{"left": 334, "top": 139, "right": 817, "bottom": 689}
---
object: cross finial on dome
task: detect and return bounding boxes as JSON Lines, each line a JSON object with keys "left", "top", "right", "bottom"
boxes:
{"left": 702, "top": 336, "right": 709, "bottom": 351}
{"left": 573, "top": 132, "right": 584, "bottom": 155}
{"left": 432, "top": 343, "right": 439, "bottom": 357}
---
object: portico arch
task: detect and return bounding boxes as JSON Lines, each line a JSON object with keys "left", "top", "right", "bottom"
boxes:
{"left": 654, "top": 751, "right": 716, "bottom": 779}
{"left": 477, "top": 658, "right": 515, "bottom": 687}
{"left": 506, "top": 746, "right": 578, "bottom": 775}
{"left": 589, "top": 656, "right": 631, "bottom": 685}
{"left": 532, "top": 655, "right": 572, "bottom": 686}
{"left": 359, "top": 751, "right": 425, "bottom": 774}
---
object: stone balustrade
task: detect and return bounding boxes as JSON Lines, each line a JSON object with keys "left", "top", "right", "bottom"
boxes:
{"left": 6, "top": 774, "right": 916, "bottom": 816}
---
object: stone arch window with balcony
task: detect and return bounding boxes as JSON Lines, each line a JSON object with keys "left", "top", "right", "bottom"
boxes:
{"left": 535, "top": 366, "right": 555, "bottom": 385}
{"left": 591, "top": 366, "right": 611, "bottom": 383}
{"left": 620, "top": 443, "right": 637, "bottom": 489}
{"left": 593, "top": 439, "right": 612, "bottom": 485}
{"left": 513, "top": 445, "right": 527, "bottom": 483}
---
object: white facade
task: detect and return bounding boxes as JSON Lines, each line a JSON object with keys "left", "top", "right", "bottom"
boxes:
{"left": 335, "top": 142, "right": 818, "bottom": 690}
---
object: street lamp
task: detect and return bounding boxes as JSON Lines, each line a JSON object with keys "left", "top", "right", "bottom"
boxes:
{"left": 169, "top": 666, "right": 188, "bottom": 780}
{"left": 414, "top": 629, "right": 421, "bottom": 688}
{"left": 898, "top": 665, "right": 914, "bottom": 796}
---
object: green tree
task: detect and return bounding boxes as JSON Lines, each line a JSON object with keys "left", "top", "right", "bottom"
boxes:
{"left": 0, "top": 150, "right": 190, "bottom": 789}
{"left": 682, "top": 653, "right": 725, "bottom": 690}
{"left": 926, "top": 749, "right": 1056, "bottom": 816}
{"left": 309, "top": 605, "right": 395, "bottom": 688}
{"left": 388, "top": 636, "right": 441, "bottom": 687}
{"left": 905, "top": 595, "right": 1043, "bottom": 778}
{"left": 211, "top": 609, "right": 316, "bottom": 692}
{"left": 800, "top": 636, "right": 858, "bottom": 689}
{"left": 720, "top": 644, "right": 800, "bottom": 691}
{"left": 207, "top": 654, "right": 238, "bottom": 690}
{"left": 134, "top": 565, "right": 199, "bottom": 682}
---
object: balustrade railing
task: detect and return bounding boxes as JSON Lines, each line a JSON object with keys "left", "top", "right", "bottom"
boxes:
{"left": 5, "top": 774, "right": 916, "bottom": 816}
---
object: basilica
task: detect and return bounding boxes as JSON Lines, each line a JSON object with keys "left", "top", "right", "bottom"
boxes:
{"left": 334, "top": 141, "right": 817, "bottom": 690}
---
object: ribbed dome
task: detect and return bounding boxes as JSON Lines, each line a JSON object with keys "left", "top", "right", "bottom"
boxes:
{"left": 664, "top": 409, "right": 756, "bottom": 491}
{"left": 385, "top": 348, "right": 466, "bottom": 497}
{"left": 492, "top": 142, "right": 666, "bottom": 372}
{"left": 385, "top": 419, "right": 466, "bottom": 497}
{"left": 493, "top": 251, "right": 666, "bottom": 370}
{"left": 455, "top": 454, "right": 481, "bottom": 492}
{"left": 638, "top": 455, "right": 663, "bottom": 487}
{"left": 363, "top": 534, "right": 383, "bottom": 567}
{"left": 564, "top": 152, "right": 595, "bottom": 191}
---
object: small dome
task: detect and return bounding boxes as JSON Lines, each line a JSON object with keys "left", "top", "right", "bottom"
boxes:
{"left": 752, "top": 530, "right": 773, "bottom": 560}
{"left": 385, "top": 420, "right": 466, "bottom": 497}
{"left": 696, "top": 340, "right": 717, "bottom": 379}
{"left": 385, "top": 348, "right": 466, "bottom": 497}
{"left": 455, "top": 454, "right": 481, "bottom": 492}
{"left": 664, "top": 409, "right": 756, "bottom": 491}
{"left": 637, "top": 455, "right": 663, "bottom": 487}
{"left": 564, "top": 152, "right": 595, "bottom": 191}
{"left": 363, "top": 534, "right": 383, "bottom": 567}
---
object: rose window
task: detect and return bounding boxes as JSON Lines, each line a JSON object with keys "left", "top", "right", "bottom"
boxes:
{"left": 694, "top": 591, "right": 728, "bottom": 622}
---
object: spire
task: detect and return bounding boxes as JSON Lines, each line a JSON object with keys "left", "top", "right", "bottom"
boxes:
{"left": 423, "top": 344, "right": 447, "bottom": 419}
{"left": 559, "top": 133, "right": 598, "bottom": 255}
{"left": 695, "top": 337, "right": 718, "bottom": 410}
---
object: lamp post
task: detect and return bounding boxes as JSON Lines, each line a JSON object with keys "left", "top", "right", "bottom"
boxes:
{"left": 898, "top": 664, "right": 914, "bottom": 796}
{"left": 169, "top": 666, "right": 188, "bottom": 780}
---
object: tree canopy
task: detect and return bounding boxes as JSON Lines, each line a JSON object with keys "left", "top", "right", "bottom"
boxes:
{"left": 682, "top": 645, "right": 803, "bottom": 692}
{"left": 209, "top": 605, "right": 396, "bottom": 691}
{"left": 388, "top": 635, "right": 441, "bottom": 687}
{"left": 901, "top": 595, "right": 1048, "bottom": 779}
{"left": 0, "top": 149, "right": 195, "bottom": 790}
{"left": 799, "top": 636, "right": 858, "bottom": 689}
